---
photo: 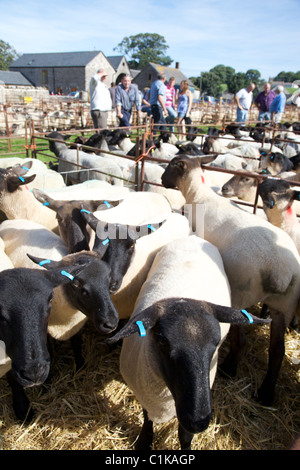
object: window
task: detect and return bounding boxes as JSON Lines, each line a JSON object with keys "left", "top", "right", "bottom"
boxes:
{"left": 42, "top": 70, "right": 48, "bottom": 85}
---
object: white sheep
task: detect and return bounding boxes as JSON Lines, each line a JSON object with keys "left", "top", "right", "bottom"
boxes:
{"left": 257, "top": 178, "right": 300, "bottom": 253}
{"left": 92, "top": 191, "right": 172, "bottom": 226}
{"left": 0, "top": 164, "right": 58, "bottom": 232}
{"left": 0, "top": 158, "right": 65, "bottom": 191}
{"left": 108, "top": 236, "right": 268, "bottom": 449}
{"left": 162, "top": 155, "right": 300, "bottom": 406}
{"left": 47, "top": 131, "right": 124, "bottom": 186}
{"left": 151, "top": 141, "right": 179, "bottom": 162}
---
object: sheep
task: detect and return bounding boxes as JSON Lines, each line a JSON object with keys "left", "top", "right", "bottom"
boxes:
{"left": 83, "top": 210, "right": 190, "bottom": 318}
{"left": 91, "top": 191, "right": 172, "bottom": 226}
{"left": 80, "top": 209, "right": 167, "bottom": 294}
{"left": 47, "top": 131, "right": 124, "bottom": 186}
{"left": 0, "top": 220, "right": 120, "bottom": 341}
{"left": 0, "top": 158, "right": 66, "bottom": 191}
{"left": 257, "top": 178, "right": 300, "bottom": 253}
{"left": 106, "top": 129, "right": 135, "bottom": 153}
{"left": 151, "top": 140, "right": 179, "bottom": 162}
{"left": 261, "top": 152, "right": 294, "bottom": 175}
{"left": 161, "top": 155, "right": 300, "bottom": 405}
{"left": 221, "top": 162, "right": 263, "bottom": 203}
{"left": 107, "top": 236, "right": 269, "bottom": 449}
{"left": 44, "top": 179, "right": 132, "bottom": 201}
{"left": 0, "top": 163, "right": 58, "bottom": 232}
{"left": 32, "top": 188, "right": 121, "bottom": 253}
{"left": 0, "top": 264, "right": 85, "bottom": 421}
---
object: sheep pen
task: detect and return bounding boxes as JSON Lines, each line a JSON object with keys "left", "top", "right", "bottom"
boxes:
{"left": 0, "top": 309, "right": 299, "bottom": 450}
{"left": 0, "top": 124, "right": 299, "bottom": 451}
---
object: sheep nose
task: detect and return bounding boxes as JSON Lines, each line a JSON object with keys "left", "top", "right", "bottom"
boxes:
{"left": 20, "top": 361, "right": 50, "bottom": 387}
{"left": 109, "top": 280, "right": 121, "bottom": 293}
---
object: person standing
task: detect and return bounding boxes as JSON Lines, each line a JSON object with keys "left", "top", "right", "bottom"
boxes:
{"left": 177, "top": 80, "right": 193, "bottom": 139}
{"left": 115, "top": 75, "right": 141, "bottom": 127}
{"left": 270, "top": 85, "right": 286, "bottom": 124}
{"left": 235, "top": 83, "right": 255, "bottom": 125}
{"left": 149, "top": 73, "right": 168, "bottom": 131}
{"left": 89, "top": 69, "right": 112, "bottom": 130}
{"left": 254, "top": 83, "right": 276, "bottom": 122}
{"left": 165, "top": 77, "right": 177, "bottom": 133}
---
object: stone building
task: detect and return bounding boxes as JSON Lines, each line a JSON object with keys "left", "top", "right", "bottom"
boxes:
{"left": 132, "top": 62, "right": 194, "bottom": 94}
{"left": 9, "top": 51, "right": 129, "bottom": 95}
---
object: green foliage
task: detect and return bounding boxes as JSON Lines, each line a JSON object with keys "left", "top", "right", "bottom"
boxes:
{"left": 273, "top": 71, "right": 300, "bottom": 83}
{"left": 191, "top": 64, "right": 266, "bottom": 97}
{"left": 114, "top": 33, "right": 172, "bottom": 69}
{"left": 0, "top": 39, "right": 19, "bottom": 70}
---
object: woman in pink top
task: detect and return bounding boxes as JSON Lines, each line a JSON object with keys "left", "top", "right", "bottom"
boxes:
{"left": 165, "top": 77, "right": 177, "bottom": 133}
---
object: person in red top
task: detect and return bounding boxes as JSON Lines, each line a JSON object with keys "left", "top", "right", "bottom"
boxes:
{"left": 165, "top": 77, "right": 177, "bottom": 133}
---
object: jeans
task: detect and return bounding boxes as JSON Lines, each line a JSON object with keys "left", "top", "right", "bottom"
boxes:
{"left": 258, "top": 111, "right": 271, "bottom": 122}
{"left": 118, "top": 108, "right": 131, "bottom": 127}
{"left": 166, "top": 106, "right": 177, "bottom": 132}
{"left": 236, "top": 107, "right": 248, "bottom": 126}
{"left": 151, "top": 104, "right": 166, "bottom": 132}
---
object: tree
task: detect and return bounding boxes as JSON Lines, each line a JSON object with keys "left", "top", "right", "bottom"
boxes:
{"left": 114, "top": 33, "right": 172, "bottom": 69}
{"left": 0, "top": 40, "right": 19, "bottom": 70}
{"left": 210, "top": 65, "right": 235, "bottom": 84}
{"left": 200, "top": 71, "right": 224, "bottom": 97}
{"left": 227, "top": 72, "right": 249, "bottom": 93}
{"left": 273, "top": 71, "right": 300, "bottom": 82}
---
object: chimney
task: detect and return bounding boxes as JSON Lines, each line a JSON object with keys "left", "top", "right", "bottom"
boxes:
{"left": 175, "top": 62, "right": 180, "bottom": 69}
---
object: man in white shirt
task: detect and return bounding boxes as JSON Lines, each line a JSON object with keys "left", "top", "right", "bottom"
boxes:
{"left": 235, "top": 83, "right": 255, "bottom": 125}
{"left": 89, "top": 69, "right": 112, "bottom": 130}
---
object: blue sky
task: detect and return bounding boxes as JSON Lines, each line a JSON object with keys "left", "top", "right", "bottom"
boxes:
{"left": 1, "top": 0, "right": 299, "bottom": 81}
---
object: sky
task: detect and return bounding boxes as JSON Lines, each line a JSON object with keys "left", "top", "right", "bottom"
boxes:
{"left": 1, "top": 0, "right": 299, "bottom": 82}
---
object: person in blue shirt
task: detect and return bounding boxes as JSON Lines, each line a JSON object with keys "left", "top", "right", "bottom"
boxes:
{"left": 149, "top": 73, "right": 168, "bottom": 131}
{"left": 270, "top": 85, "right": 286, "bottom": 124}
{"left": 115, "top": 74, "right": 141, "bottom": 127}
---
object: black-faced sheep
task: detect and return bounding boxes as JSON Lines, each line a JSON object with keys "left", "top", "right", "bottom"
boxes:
{"left": 108, "top": 236, "right": 269, "bottom": 449}
{"left": 0, "top": 264, "right": 84, "bottom": 421}
{"left": 161, "top": 155, "right": 300, "bottom": 405}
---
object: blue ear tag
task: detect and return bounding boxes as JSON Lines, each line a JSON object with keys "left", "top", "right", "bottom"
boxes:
{"left": 136, "top": 320, "right": 146, "bottom": 337}
{"left": 80, "top": 209, "right": 90, "bottom": 214}
{"left": 19, "top": 176, "right": 25, "bottom": 182}
{"left": 241, "top": 309, "right": 253, "bottom": 324}
{"left": 102, "top": 238, "right": 110, "bottom": 246}
{"left": 43, "top": 201, "right": 49, "bottom": 206}
{"left": 147, "top": 224, "right": 156, "bottom": 232}
{"left": 104, "top": 200, "right": 111, "bottom": 208}
{"left": 61, "top": 270, "right": 74, "bottom": 281}
{"left": 39, "top": 259, "right": 51, "bottom": 266}
{"left": 22, "top": 166, "right": 30, "bottom": 171}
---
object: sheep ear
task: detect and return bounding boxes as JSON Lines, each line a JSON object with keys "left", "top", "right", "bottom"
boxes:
{"left": 42, "top": 265, "right": 85, "bottom": 287}
{"left": 211, "top": 304, "right": 271, "bottom": 325}
{"left": 32, "top": 188, "right": 59, "bottom": 210}
{"left": 6, "top": 173, "right": 36, "bottom": 192}
{"left": 198, "top": 154, "right": 218, "bottom": 165}
{"left": 106, "top": 304, "right": 161, "bottom": 344}
{"left": 13, "top": 161, "right": 33, "bottom": 173}
{"left": 27, "top": 253, "right": 61, "bottom": 269}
